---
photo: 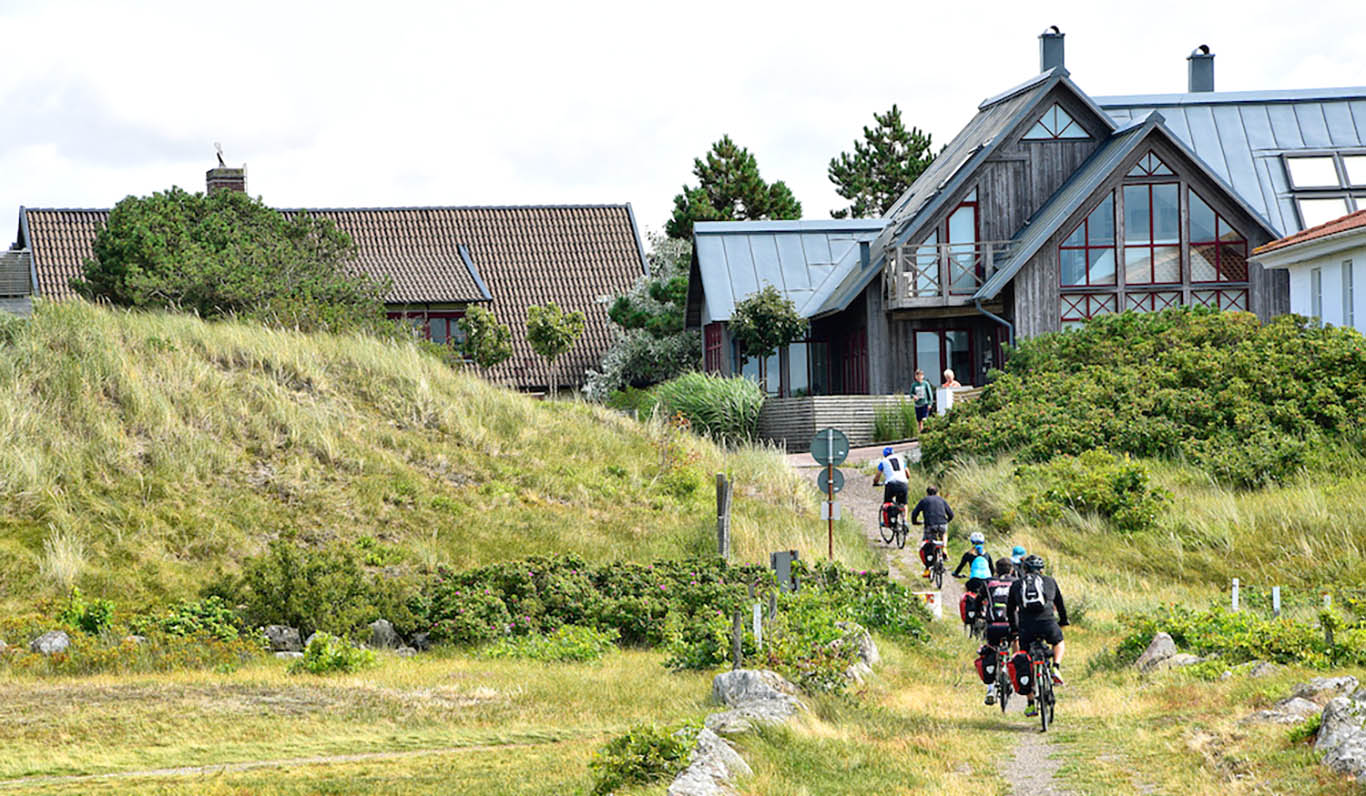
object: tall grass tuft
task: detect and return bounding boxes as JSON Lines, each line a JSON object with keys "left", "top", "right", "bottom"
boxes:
{"left": 873, "top": 399, "right": 917, "bottom": 442}
{"left": 652, "top": 372, "right": 764, "bottom": 446}
{"left": 39, "top": 530, "right": 86, "bottom": 592}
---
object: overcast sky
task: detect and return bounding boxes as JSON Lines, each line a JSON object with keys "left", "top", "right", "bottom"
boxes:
{"left": 3, "top": 0, "right": 1364, "bottom": 248}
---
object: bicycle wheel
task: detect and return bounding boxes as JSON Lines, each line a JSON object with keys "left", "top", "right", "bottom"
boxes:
{"left": 895, "top": 520, "right": 907, "bottom": 549}
{"left": 1035, "top": 664, "right": 1051, "bottom": 732}
{"left": 879, "top": 516, "right": 894, "bottom": 544}
{"left": 932, "top": 560, "right": 944, "bottom": 590}
{"left": 997, "top": 654, "right": 1011, "bottom": 713}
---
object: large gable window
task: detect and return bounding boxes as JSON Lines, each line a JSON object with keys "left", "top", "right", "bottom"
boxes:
{"left": 1190, "top": 190, "right": 1248, "bottom": 283}
{"left": 1060, "top": 194, "right": 1115, "bottom": 286}
{"left": 1123, "top": 183, "right": 1180, "bottom": 284}
{"left": 1023, "top": 104, "right": 1088, "bottom": 140}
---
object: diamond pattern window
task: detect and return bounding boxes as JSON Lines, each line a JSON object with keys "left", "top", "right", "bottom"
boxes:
{"left": 1127, "top": 152, "right": 1174, "bottom": 178}
{"left": 1023, "top": 104, "right": 1088, "bottom": 140}
{"left": 1189, "top": 190, "right": 1248, "bottom": 283}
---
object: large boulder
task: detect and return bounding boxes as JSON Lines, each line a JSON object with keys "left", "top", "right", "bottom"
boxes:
{"left": 369, "top": 619, "right": 401, "bottom": 649}
{"left": 264, "top": 625, "right": 302, "bottom": 652}
{"left": 1134, "top": 632, "right": 1177, "bottom": 672}
{"left": 707, "top": 670, "right": 805, "bottom": 735}
{"left": 1156, "top": 653, "right": 1206, "bottom": 670}
{"left": 1294, "top": 676, "right": 1360, "bottom": 704}
{"left": 29, "top": 630, "right": 70, "bottom": 656}
{"left": 835, "top": 621, "right": 880, "bottom": 684}
{"left": 1243, "top": 697, "right": 1321, "bottom": 725}
{"left": 667, "top": 728, "right": 751, "bottom": 796}
{"left": 1315, "top": 689, "right": 1366, "bottom": 757}
{"left": 1248, "top": 661, "right": 1282, "bottom": 678}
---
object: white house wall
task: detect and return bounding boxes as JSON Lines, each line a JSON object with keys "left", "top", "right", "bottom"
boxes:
{"left": 1283, "top": 245, "right": 1366, "bottom": 333}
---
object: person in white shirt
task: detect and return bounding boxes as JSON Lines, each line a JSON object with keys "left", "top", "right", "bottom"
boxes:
{"left": 872, "top": 446, "right": 909, "bottom": 525}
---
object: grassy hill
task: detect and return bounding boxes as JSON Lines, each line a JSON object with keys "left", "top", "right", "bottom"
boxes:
{"left": 0, "top": 301, "right": 871, "bottom": 610}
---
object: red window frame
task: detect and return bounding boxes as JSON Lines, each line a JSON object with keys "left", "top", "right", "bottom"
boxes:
{"left": 1060, "top": 293, "right": 1118, "bottom": 322}
{"left": 841, "top": 329, "right": 868, "bottom": 395}
{"left": 945, "top": 192, "right": 981, "bottom": 295}
{"left": 1059, "top": 194, "right": 1115, "bottom": 287}
{"left": 1189, "top": 190, "right": 1249, "bottom": 283}
{"left": 388, "top": 310, "right": 467, "bottom": 346}
{"left": 703, "top": 323, "right": 724, "bottom": 373}
{"left": 1123, "top": 183, "right": 1181, "bottom": 286}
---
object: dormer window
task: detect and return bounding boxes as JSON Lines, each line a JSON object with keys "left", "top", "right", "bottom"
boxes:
{"left": 1022, "top": 104, "right": 1088, "bottom": 140}
{"left": 1127, "top": 152, "right": 1173, "bottom": 178}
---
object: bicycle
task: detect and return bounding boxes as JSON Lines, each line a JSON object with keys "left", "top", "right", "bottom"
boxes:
{"left": 994, "top": 637, "right": 1013, "bottom": 714}
{"left": 879, "top": 502, "right": 908, "bottom": 549}
{"left": 925, "top": 535, "right": 945, "bottom": 589}
{"left": 1028, "top": 638, "right": 1057, "bottom": 732}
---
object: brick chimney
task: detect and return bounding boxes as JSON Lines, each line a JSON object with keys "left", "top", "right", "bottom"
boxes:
{"left": 1188, "top": 45, "right": 1214, "bottom": 92}
{"left": 1039, "top": 26, "right": 1064, "bottom": 72}
{"left": 206, "top": 144, "right": 246, "bottom": 193}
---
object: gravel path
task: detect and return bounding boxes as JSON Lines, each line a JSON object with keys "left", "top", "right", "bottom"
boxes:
{"left": 1002, "top": 728, "right": 1075, "bottom": 796}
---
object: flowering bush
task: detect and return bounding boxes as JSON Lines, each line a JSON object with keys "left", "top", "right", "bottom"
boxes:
{"left": 289, "top": 632, "right": 377, "bottom": 675}
{"left": 1116, "top": 603, "right": 1366, "bottom": 669}
{"left": 921, "top": 308, "right": 1366, "bottom": 487}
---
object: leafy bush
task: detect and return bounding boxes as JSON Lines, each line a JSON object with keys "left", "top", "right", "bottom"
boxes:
{"left": 233, "top": 536, "right": 416, "bottom": 639}
{"left": 1014, "top": 449, "right": 1171, "bottom": 533}
{"left": 54, "top": 587, "right": 114, "bottom": 635}
{"left": 480, "top": 625, "right": 620, "bottom": 663}
{"left": 288, "top": 632, "right": 377, "bottom": 675}
{"left": 588, "top": 721, "right": 700, "bottom": 796}
{"left": 873, "top": 400, "right": 918, "bottom": 442}
{"left": 133, "top": 596, "right": 245, "bottom": 642}
{"left": 652, "top": 372, "right": 764, "bottom": 446}
{"left": 1287, "top": 711, "right": 1322, "bottom": 744}
{"left": 1116, "top": 603, "right": 1366, "bottom": 669}
{"left": 0, "top": 631, "right": 262, "bottom": 677}
{"left": 920, "top": 309, "right": 1366, "bottom": 486}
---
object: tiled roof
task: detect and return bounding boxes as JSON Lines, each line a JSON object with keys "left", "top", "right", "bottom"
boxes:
{"left": 19, "top": 204, "right": 646, "bottom": 390}
{"left": 1253, "top": 208, "right": 1366, "bottom": 254}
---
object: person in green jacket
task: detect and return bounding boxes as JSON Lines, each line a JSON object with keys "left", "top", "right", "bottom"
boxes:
{"left": 910, "top": 369, "right": 934, "bottom": 433}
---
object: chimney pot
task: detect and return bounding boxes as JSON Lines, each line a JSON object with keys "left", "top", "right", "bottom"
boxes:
{"left": 206, "top": 165, "right": 247, "bottom": 194}
{"left": 1039, "top": 26, "right": 1064, "bottom": 73}
{"left": 1188, "top": 45, "right": 1214, "bottom": 92}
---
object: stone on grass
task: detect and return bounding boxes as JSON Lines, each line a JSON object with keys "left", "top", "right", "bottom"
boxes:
{"left": 369, "top": 619, "right": 400, "bottom": 649}
{"left": 835, "top": 621, "right": 880, "bottom": 684}
{"left": 1316, "top": 689, "right": 1366, "bottom": 779}
{"left": 1293, "top": 676, "right": 1359, "bottom": 704}
{"left": 1157, "top": 653, "right": 1206, "bottom": 670}
{"left": 667, "top": 727, "right": 750, "bottom": 796}
{"left": 265, "top": 625, "right": 302, "bottom": 652}
{"left": 29, "top": 630, "right": 70, "bottom": 656}
{"left": 1134, "top": 632, "right": 1177, "bottom": 672}
{"left": 410, "top": 632, "right": 431, "bottom": 652}
{"left": 396, "top": 646, "right": 417, "bottom": 658}
{"left": 1248, "top": 661, "right": 1282, "bottom": 678}
{"left": 1244, "top": 697, "right": 1321, "bottom": 725}
{"left": 0, "top": 639, "right": 8, "bottom": 653}
{"left": 274, "top": 651, "right": 305, "bottom": 660}
{"left": 122, "top": 635, "right": 147, "bottom": 646}
{"left": 707, "top": 669, "right": 805, "bottom": 735}
{"left": 304, "top": 632, "right": 320, "bottom": 649}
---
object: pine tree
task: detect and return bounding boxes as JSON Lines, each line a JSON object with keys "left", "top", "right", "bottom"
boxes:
{"left": 828, "top": 105, "right": 935, "bottom": 219}
{"left": 666, "top": 136, "right": 802, "bottom": 239}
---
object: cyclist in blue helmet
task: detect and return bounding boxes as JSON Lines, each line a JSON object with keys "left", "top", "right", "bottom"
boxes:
{"left": 1010, "top": 545, "right": 1027, "bottom": 577}
{"left": 872, "top": 446, "right": 909, "bottom": 529}
{"left": 953, "top": 531, "right": 996, "bottom": 596}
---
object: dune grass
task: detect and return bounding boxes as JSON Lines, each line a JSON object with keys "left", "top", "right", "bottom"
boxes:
{"left": 0, "top": 301, "right": 872, "bottom": 611}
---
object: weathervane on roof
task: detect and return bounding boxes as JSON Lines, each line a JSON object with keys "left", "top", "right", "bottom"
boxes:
{"left": 214, "top": 142, "right": 226, "bottom": 168}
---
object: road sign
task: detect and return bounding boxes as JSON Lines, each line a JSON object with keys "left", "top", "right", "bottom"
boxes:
{"left": 809, "top": 427, "right": 850, "bottom": 466}
{"left": 820, "top": 501, "right": 841, "bottom": 520}
{"left": 816, "top": 467, "right": 845, "bottom": 494}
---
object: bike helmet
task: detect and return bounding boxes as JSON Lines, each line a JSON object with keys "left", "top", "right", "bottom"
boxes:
{"left": 882, "top": 446, "right": 894, "bottom": 457}
{"left": 969, "top": 531, "right": 985, "bottom": 544}
{"left": 1021, "top": 554, "right": 1046, "bottom": 573}
{"left": 1012, "top": 545, "right": 1027, "bottom": 558}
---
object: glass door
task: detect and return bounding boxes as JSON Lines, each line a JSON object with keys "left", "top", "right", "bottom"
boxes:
{"left": 947, "top": 189, "right": 979, "bottom": 294}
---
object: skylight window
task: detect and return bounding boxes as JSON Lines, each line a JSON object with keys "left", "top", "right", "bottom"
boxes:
{"left": 1127, "top": 152, "right": 1173, "bottom": 178}
{"left": 1344, "top": 155, "right": 1366, "bottom": 186}
{"left": 1286, "top": 156, "right": 1341, "bottom": 188}
{"left": 1297, "top": 197, "right": 1352, "bottom": 228}
{"left": 1022, "top": 104, "right": 1088, "bottom": 140}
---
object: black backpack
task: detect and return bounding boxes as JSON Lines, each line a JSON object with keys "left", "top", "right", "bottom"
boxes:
{"left": 1021, "top": 574, "right": 1048, "bottom": 611}
{"left": 985, "top": 578, "right": 1012, "bottom": 623}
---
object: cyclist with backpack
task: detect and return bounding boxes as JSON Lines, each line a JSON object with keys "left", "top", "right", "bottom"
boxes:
{"left": 910, "top": 485, "right": 953, "bottom": 577}
{"left": 1007, "top": 554, "right": 1069, "bottom": 715}
{"left": 978, "top": 558, "right": 1017, "bottom": 705}
{"left": 871, "top": 447, "right": 910, "bottom": 530}
{"left": 952, "top": 531, "right": 996, "bottom": 595}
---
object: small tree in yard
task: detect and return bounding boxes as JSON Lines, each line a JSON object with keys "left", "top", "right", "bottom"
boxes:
{"left": 828, "top": 104, "right": 935, "bottom": 219}
{"left": 458, "top": 305, "right": 513, "bottom": 371}
{"left": 526, "top": 301, "right": 586, "bottom": 396}
{"left": 729, "top": 286, "right": 807, "bottom": 392}
{"left": 74, "top": 186, "right": 390, "bottom": 334}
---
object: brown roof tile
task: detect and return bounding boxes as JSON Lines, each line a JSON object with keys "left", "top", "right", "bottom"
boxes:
{"left": 1253, "top": 209, "right": 1366, "bottom": 255}
{"left": 20, "top": 204, "right": 646, "bottom": 390}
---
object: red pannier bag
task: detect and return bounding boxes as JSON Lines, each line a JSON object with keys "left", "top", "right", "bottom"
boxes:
{"left": 919, "top": 542, "right": 932, "bottom": 567}
{"left": 1008, "top": 650, "right": 1034, "bottom": 695}
{"left": 973, "top": 644, "right": 996, "bottom": 684}
{"left": 959, "top": 592, "right": 981, "bottom": 624}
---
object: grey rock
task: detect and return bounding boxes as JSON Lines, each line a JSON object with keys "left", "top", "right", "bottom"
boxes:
{"left": 1219, "top": 670, "right": 1233, "bottom": 681}
{"left": 1157, "top": 653, "right": 1206, "bottom": 670}
{"left": 835, "top": 621, "right": 880, "bottom": 684}
{"left": 304, "top": 632, "right": 320, "bottom": 649}
{"left": 1322, "top": 732, "right": 1366, "bottom": 779}
{"left": 706, "top": 701, "right": 802, "bottom": 735}
{"left": 122, "top": 635, "right": 148, "bottom": 645}
{"left": 667, "top": 727, "right": 750, "bottom": 796}
{"left": 1243, "top": 698, "right": 1321, "bottom": 725}
{"left": 410, "top": 632, "right": 431, "bottom": 652}
{"left": 369, "top": 619, "right": 401, "bottom": 649}
{"left": 274, "top": 651, "right": 305, "bottom": 660}
{"left": 712, "top": 669, "right": 801, "bottom": 707}
{"left": 1135, "top": 632, "right": 1177, "bottom": 672}
{"left": 29, "top": 630, "right": 70, "bottom": 655}
{"left": 1293, "top": 676, "right": 1360, "bottom": 704}
{"left": 1315, "top": 690, "right": 1366, "bottom": 756}
{"left": 1248, "top": 661, "right": 1282, "bottom": 678}
{"left": 264, "top": 625, "right": 302, "bottom": 652}
{"left": 395, "top": 646, "right": 417, "bottom": 658}
{"left": 0, "top": 639, "right": 8, "bottom": 652}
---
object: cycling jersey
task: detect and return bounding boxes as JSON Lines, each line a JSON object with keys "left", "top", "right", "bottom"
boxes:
{"left": 952, "top": 546, "right": 995, "bottom": 578}
{"left": 876, "top": 454, "right": 909, "bottom": 485}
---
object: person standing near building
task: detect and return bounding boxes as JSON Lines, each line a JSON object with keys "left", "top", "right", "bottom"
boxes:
{"left": 910, "top": 369, "right": 934, "bottom": 433}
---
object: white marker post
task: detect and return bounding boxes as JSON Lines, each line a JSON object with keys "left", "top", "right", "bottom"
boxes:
{"left": 752, "top": 603, "right": 763, "bottom": 651}
{"left": 1272, "top": 586, "right": 1281, "bottom": 617}
{"left": 1231, "top": 578, "right": 1240, "bottom": 612}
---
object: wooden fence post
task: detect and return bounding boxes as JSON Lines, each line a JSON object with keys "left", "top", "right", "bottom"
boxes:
{"left": 731, "top": 611, "right": 743, "bottom": 670}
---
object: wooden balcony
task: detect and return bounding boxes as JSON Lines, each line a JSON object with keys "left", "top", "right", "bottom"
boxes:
{"left": 882, "top": 240, "right": 1017, "bottom": 310}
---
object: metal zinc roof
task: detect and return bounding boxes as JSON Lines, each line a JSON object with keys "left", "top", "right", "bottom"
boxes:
{"left": 1097, "top": 88, "right": 1366, "bottom": 236}
{"left": 692, "top": 219, "right": 887, "bottom": 321}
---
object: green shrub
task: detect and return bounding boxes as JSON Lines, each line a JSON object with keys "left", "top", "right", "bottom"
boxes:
{"left": 1116, "top": 603, "right": 1366, "bottom": 669}
{"left": 55, "top": 587, "right": 114, "bottom": 635}
{"left": 588, "top": 721, "right": 700, "bottom": 795}
{"left": 653, "top": 372, "right": 765, "bottom": 446}
{"left": 1013, "top": 449, "right": 1170, "bottom": 533}
{"left": 288, "top": 632, "right": 377, "bottom": 675}
{"left": 605, "top": 386, "right": 659, "bottom": 416}
{"left": 133, "top": 596, "right": 244, "bottom": 642}
{"left": 1287, "top": 711, "right": 1322, "bottom": 744}
{"left": 480, "top": 625, "right": 620, "bottom": 663}
{"left": 873, "top": 399, "right": 918, "bottom": 442}
{"left": 234, "top": 536, "right": 416, "bottom": 639}
{"left": 921, "top": 309, "right": 1366, "bottom": 486}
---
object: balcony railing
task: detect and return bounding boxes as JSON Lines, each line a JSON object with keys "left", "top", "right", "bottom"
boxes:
{"left": 883, "top": 240, "right": 1017, "bottom": 309}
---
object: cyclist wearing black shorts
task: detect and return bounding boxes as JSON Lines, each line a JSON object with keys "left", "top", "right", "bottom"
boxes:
{"left": 910, "top": 485, "right": 953, "bottom": 573}
{"left": 1006, "top": 554, "right": 1069, "bottom": 688}
{"left": 979, "top": 557, "right": 1017, "bottom": 705}
{"left": 872, "top": 447, "right": 910, "bottom": 528}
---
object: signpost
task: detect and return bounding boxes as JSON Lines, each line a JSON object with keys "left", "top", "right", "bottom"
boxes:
{"left": 810, "top": 428, "right": 850, "bottom": 560}
{"left": 816, "top": 468, "right": 845, "bottom": 495}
